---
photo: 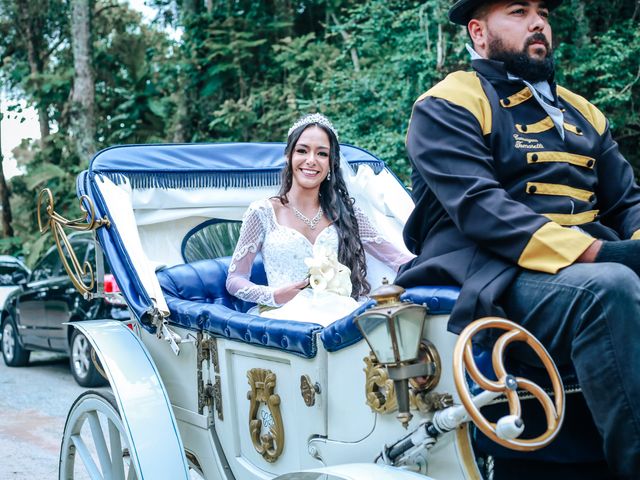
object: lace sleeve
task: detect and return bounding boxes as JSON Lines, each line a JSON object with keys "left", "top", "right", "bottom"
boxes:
{"left": 355, "top": 207, "right": 415, "bottom": 271}
{"left": 226, "top": 204, "right": 279, "bottom": 306}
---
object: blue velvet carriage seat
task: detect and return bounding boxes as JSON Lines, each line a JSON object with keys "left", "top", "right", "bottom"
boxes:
{"left": 156, "top": 257, "right": 460, "bottom": 358}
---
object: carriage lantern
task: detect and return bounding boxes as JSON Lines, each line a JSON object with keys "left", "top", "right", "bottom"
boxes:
{"left": 355, "top": 279, "right": 429, "bottom": 428}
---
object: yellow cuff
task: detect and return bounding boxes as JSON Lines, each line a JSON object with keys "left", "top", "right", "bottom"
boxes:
{"left": 518, "top": 222, "right": 596, "bottom": 273}
{"left": 631, "top": 230, "right": 640, "bottom": 240}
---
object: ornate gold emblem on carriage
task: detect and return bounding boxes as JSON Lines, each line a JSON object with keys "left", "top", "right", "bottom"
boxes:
{"left": 247, "top": 368, "right": 285, "bottom": 463}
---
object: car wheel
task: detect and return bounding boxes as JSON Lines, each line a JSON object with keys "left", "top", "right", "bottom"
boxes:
{"left": 69, "top": 329, "right": 107, "bottom": 387}
{"left": 1, "top": 315, "right": 30, "bottom": 366}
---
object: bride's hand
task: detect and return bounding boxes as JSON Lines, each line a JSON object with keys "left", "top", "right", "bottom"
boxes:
{"left": 274, "top": 279, "right": 309, "bottom": 305}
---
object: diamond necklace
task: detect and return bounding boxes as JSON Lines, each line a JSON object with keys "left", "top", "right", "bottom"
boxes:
{"left": 292, "top": 205, "right": 323, "bottom": 230}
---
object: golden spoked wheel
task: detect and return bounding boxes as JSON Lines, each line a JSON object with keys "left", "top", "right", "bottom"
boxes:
{"left": 452, "top": 317, "right": 565, "bottom": 451}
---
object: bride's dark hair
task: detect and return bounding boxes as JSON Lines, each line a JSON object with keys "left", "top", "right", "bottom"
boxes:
{"left": 275, "top": 122, "right": 371, "bottom": 298}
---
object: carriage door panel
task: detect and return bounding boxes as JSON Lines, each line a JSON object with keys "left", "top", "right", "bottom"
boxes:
{"left": 214, "top": 341, "right": 327, "bottom": 477}
{"left": 17, "top": 250, "right": 62, "bottom": 348}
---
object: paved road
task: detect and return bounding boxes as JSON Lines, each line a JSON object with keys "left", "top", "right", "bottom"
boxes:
{"left": 0, "top": 351, "right": 108, "bottom": 479}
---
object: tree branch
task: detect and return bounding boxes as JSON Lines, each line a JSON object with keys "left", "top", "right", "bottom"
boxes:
{"left": 436, "top": 23, "right": 447, "bottom": 70}
{"left": 42, "top": 37, "right": 65, "bottom": 63}
{"left": 94, "top": 3, "right": 123, "bottom": 19}
{"left": 620, "top": 65, "right": 640, "bottom": 96}
{"left": 615, "top": 131, "right": 640, "bottom": 142}
{"left": 330, "top": 13, "right": 360, "bottom": 73}
{"left": 419, "top": 3, "right": 431, "bottom": 52}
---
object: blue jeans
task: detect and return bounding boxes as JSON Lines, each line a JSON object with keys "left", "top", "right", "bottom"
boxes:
{"left": 501, "top": 262, "right": 640, "bottom": 478}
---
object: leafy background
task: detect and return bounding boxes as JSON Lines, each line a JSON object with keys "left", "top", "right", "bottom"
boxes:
{"left": 1, "top": 0, "right": 639, "bottom": 264}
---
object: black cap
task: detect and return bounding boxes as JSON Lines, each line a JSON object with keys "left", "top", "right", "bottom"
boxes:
{"left": 448, "top": 0, "right": 564, "bottom": 26}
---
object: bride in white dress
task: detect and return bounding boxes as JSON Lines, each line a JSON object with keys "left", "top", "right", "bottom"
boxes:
{"left": 226, "top": 114, "right": 413, "bottom": 326}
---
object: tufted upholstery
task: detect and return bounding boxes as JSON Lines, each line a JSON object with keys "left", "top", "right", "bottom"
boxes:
{"left": 157, "top": 256, "right": 266, "bottom": 316}
{"left": 320, "top": 285, "right": 461, "bottom": 352}
{"left": 401, "top": 286, "right": 460, "bottom": 315}
{"left": 156, "top": 257, "right": 462, "bottom": 357}
{"left": 158, "top": 257, "right": 322, "bottom": 357}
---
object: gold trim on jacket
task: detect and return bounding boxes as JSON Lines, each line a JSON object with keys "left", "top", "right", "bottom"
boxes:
{"left": 527, "top": 152, "right": 596, "bottom": 169}
{"left": 501, "top": 87, "right": 533, "bottom": 108}
{"left": 543, "top": 210, "right": 599, "bottom": 226}
{"left": 526, "top": 182, "right": 594, "bottom": 202}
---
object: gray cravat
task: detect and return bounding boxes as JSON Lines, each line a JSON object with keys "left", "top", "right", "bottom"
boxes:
{"left": 511, "top": 75, "right": 565, "bottom": 140}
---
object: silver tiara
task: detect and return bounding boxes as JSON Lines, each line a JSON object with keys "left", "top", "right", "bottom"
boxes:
{"left": 287, "top": 113, "right": 339, "bottom": 140}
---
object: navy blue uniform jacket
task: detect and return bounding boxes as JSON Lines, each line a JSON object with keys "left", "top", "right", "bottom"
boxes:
{"left": 396, "top": 59, "right": 640, "bottom": 334}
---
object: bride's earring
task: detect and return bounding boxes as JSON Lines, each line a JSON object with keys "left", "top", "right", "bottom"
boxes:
{"left": 326, "top": 171, "right": 331, "bottom": 182}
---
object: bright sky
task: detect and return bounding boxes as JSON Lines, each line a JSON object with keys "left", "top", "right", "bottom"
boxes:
{"left": 0, "top": 98, "right": 39, "bottom": 179}
{"left": 0, "top": 0, "right": 160, "bottom": 180}
{"left": 128, "top": 0, "right": 156, "bottom": 22}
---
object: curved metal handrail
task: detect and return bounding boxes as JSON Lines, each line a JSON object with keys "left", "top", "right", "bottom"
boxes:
{"left": 37, "top": 188, "right": 110, "bottom": 297}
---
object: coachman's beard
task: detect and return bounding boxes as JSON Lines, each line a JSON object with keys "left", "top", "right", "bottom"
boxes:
{"left": 487, "top": 32, "right": 555, "bottom": 83}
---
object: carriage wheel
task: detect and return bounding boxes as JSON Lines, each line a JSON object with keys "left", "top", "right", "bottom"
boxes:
{"left": 59, "top": 390, "right": 139, "bottom": 480}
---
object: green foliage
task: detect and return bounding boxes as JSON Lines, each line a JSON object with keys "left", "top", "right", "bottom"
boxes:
{"left": 0, "top": 0, "right": 70, "bottom": 116}
{"left": 92, "top": 6, "right": 177, "bottom": 145}
{"left": 23, "top": 163, "right": 66, "bottom": 190}
{"left": 0, "top": 2, "right": 175, "bottom": 261}
{"left": 557, "top": 19, "right": 640, "bottom": 169}
{"left": 0, "top": 0, "right": 639, "bottom": 259}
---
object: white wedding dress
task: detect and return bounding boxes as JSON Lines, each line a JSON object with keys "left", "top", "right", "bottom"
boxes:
{"left": 226, "top": 198, "right": 411, "bottom": 326}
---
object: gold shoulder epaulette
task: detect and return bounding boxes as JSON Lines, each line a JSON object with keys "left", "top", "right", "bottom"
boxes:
{"left": 557, "top": 85, "right": 607, "bottom": 136}
{"left": 415, "top": 71, "right": 492, "bottom": 135}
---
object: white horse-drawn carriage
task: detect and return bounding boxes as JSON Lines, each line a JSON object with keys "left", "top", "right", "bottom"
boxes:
{"left": 39, "top": 142, "right": 600, "bottom": 480}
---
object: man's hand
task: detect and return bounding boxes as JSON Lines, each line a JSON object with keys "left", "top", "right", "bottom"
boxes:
{"left": 576, "top": 240, "right": 603, "bottom": 263}
{"left": 274, "top": 278, "right": 309, "bottom": 305}
{"left": 590, "top": 239, "right": 640, "bottom": 276}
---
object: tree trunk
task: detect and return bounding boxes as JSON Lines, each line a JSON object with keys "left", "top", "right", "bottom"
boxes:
{"left": 182, "top": 0, "right": 201, "bottom": 18}
{"left": 0, "top": 105, "right": 14, "bottom": 238}
{"left": 37, "top": 108, "right": 50, "bottom": 141}
{"left": 15, "top": 0, "right": 51, "bottom": 143}
{"left": 70, "top": 0, "right": 96, "bottom": 162}
{"left": 170, "top": 86, "right": 188, "bottom": 143}
{"left": 436, "top": 23, "right": 446, "bottom": 70}
{"left": 419, "top": 4, "right": 431, "bottom": 53}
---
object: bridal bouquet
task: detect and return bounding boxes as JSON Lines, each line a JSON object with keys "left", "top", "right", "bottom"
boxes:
{"left": 304, "top": 245, "right": 353, "bottom": 297}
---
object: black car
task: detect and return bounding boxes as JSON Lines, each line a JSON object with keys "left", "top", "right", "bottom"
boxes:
{"left": 0, "top": 233, "right": 129, "bottom": 386}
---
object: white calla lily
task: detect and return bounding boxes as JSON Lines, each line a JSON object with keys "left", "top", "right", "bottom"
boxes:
{"left": 310, "top": 274, "right": 327, "bottom": 291}
{"left": 305, "top": 246, "right": 353, "bottom": 297}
